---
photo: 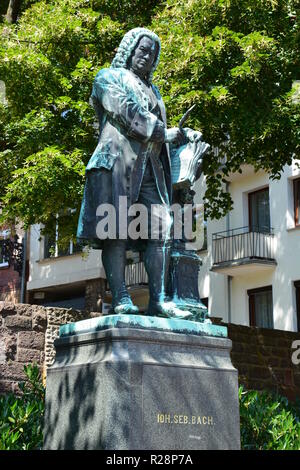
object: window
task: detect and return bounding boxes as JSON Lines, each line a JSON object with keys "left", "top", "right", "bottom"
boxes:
{"left": 248, "top": 188, "right": 270, "bottom": 233}
{"left": 0, "top": 230, "right": 10, "bottom": 267}
{"left": 295, "top": 281, "right": 300, "bottom": 333}
{"left": 0, "top": 242, "right": 9, "bottom": 267}
{"left": 44, "top": 213, "right": 81, "bottom": 259}
{"left": 294, "top": 178, "right": 300, "bottom": 226}
{"left": 44, "top": 234, "right": 81, "bottom": 258}
{"left": 248, "top": 286, "right": 274, "bottom": 329}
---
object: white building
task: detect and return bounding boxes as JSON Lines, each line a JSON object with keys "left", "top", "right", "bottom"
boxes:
{"left": 26, "top": 224, "right": 149, "bottom": 312}
{"left": 194, "top": 160, "right": 300, "bottom": 332}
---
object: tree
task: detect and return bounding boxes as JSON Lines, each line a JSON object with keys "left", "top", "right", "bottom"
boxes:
{"left": 0, "top": 0, "right": 299, "bottom": 247}
{"left": 6, "top": 0, "right": 22, "bottom": 23}
{"left": 152, "top": 0, "right": 300, "bottom": 218}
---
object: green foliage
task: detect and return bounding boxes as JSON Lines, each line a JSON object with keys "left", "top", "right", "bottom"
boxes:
{"left": 239, "top": 386, "right": 300, "bottom": 450}
{"left": 0, "top": 0, "right": 160, "bottom": 247}
{"left": 152, "top": 0, "right": 300, "bottom": 218}
{"left": 0, "top": 364, "right": 45, "bottom": 450}
{"left": 0, "top": 0, "right": 299, "bottom": 237}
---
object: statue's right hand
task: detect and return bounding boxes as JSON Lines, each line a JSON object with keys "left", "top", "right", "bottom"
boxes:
{"left": 164, "top": 127, "right": 187, "bottom": 145}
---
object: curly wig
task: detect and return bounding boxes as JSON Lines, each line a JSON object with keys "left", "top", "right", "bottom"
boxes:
{"left": 110, "top": 28, "right": 161, "bottom": 82}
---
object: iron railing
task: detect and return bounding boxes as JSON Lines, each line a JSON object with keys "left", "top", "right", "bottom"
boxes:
{"left": 125, "top": 261, "right": 148, "bottom": 287}
{"left": 0, "top": 237, "right": 24, "bottom": 274}
{"left": 105, "top": 261, "right": 148, "bottom": 292}
{"left": 212, "top": 226, "right": 275, "bottom": 265}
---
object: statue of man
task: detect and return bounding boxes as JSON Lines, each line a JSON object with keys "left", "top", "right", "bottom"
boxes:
{"left": 77, "top": 27, "right": 194, "bottom": 319}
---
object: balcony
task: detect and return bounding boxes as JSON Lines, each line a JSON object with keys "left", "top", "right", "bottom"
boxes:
{"left": 125, "top": 261, "right": 148, "bottom": 287}
{"left": 211, "top": 226, "right": 277, "bottom": 276}
{"left": 105, "top": 261, "right": 148, "bottom": 291}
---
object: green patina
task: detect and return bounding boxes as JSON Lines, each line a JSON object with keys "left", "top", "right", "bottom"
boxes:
{"left": 59, "top": 314, "right": 227, "bottom": 338}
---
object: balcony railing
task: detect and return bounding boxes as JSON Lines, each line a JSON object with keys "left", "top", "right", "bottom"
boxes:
{"left": 212, "top": 226, "right": 275, "bottom": 266}
{"left": 105, "top": 261, "right": 148, "bottom": 292}
{"left": 0, "top": 237, "right": 24, "bottom": 274}
{"left": 125, "top": 261, "right": 148, "bottom": 287}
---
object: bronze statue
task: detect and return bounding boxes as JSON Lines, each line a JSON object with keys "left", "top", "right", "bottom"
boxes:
{"left": 77, "top": 28, "right": 208, "bottom": 320}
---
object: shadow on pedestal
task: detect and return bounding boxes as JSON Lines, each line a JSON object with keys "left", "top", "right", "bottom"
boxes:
{"left": 43, "top": 315, "right": 240, "bottom": 450}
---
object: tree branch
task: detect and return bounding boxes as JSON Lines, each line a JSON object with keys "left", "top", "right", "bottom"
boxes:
{"left": 6, "top": 0, "right": 21, "bottom": 24}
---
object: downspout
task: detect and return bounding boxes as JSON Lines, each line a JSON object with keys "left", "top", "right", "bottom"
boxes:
{"left": 226, "top": 182, "right": 232, "bottom": 323}
{"left": 20, "top": 230, "right": 27, "bottom": 304}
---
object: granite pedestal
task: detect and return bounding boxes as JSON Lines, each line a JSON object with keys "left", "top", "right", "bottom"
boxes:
{"left": 43, "top": 315, "right": 240, "bottom": 450}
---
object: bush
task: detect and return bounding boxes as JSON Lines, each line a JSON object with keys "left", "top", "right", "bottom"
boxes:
{"left": 0, "top": 364, "right": 45, "bottom": 450}
{"left": 239, "top": 386, "right": 300, "bottom": 450}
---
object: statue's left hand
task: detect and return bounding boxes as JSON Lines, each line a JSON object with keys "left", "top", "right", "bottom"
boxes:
{"left": 182, "top": 128, "right": 203, "bottom": 143}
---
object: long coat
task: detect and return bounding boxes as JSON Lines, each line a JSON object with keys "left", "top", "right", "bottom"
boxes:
{"left": 77, "top": 67, "right": 172, "bottom": 248}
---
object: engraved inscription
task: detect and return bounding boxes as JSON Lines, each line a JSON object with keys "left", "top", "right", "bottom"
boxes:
{"left": 157, "top": 413, "right": 215, "bottom": 425}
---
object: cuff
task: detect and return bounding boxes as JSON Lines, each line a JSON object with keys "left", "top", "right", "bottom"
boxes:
{"left": 150, "top": 120, "right": 166, "bottom": 143}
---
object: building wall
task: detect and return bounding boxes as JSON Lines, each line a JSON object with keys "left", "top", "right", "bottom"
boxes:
{"left": 195, "top": 162, "right": 300, "bottom": 332}
{"left": 27, "top": 224, "right": 105, "bottom": 292}
{"left": 27, "top": 225, "right": 148, "bottom": 312}
{"left": 0, "top": 224, "right": 24, "bottom": 303}
{"left": 0, "top": 265, "right": 20, "bottom": 303}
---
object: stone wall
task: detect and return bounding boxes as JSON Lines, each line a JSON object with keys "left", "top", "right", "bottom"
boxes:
{"left": 0, "top": 302, "right": 47, "bottom": 394}
{"left": 45, "top": 306, "right": 89, "bottom": 368}
{"left": 0, "top": 265, "right": 20, "bottom": 303}
{"left": 0, "top": 302, "right": 89, "bottom": 394}
{"left": 226, "top": 322, "right": 300, "bottom": 401}
{"left": 1, "top": 301, "right": 300, "bottom": 400}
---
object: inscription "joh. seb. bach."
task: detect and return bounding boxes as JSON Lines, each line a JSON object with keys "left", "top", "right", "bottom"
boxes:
{"left": 157, "top": 413, "right": 214, "bottom": 425}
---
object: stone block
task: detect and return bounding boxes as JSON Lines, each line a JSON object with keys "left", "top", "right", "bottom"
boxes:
{"left": 246, "top": 379, "right": 271, "bottom": 391}
{"left": 0, "top": 332, "right": 17, "bottom": 361}
{"left": 228, "top": 324, "right": 251, "bottom": 335}
{"left": 17, "top": 347, "right": 41, "bottom": 364}
{"left": 293, "top": 373, "right": 300, "bottom": 388}
{"left": 231, "top": 353, "right": 260, "bottom": 366}
{"left": 235, "top": 365, "right": 250, "bottom": 376}
{"left": 46, "top": 307, "right": 88, "bottom": 327}
{"left": 265, "top": 356, "right": 281, "bottom": 368}
{"left": 284, "top": 369, "right": 294, "bottom": 387}
{"left": 280, "top": 357, "right": 294, "bottom": 368}
{"left": 0, "top": 302, "right": 16, "bottom": 317}
{"left": 247, "top": 366, "right": 270, "bottom": 380}
{"left": 230, "top": 342, "right": 244, "bottom": 353}
{"left": 15, "top": 303, "right": 36, "bottom": 317}
{"left": 257, "top": 335, "right": 280, "bottom": 347}
{"left": 229, "top": 333, "right": 257, "bottom": 346}
{"left": 0, "top": 380, "right": 14, "bottom": 394}
{"left": 4, "top": 315, "right": 32, "bottom": 330}
{"left": 0, "top": 363, "right": 27, "bottom": 381}
{"left": 270, "top": 347, "right": 290, "bottom": 359}
{"left": 32, "top": 311, "right": 47, "bottom": 332}
{"left": 18, "top": 331, "right": 45, "bottom": 351}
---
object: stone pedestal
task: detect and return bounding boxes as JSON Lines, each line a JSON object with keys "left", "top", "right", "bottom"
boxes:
{"left": 43, "top": 315, "right": 240, "bottom": 450}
